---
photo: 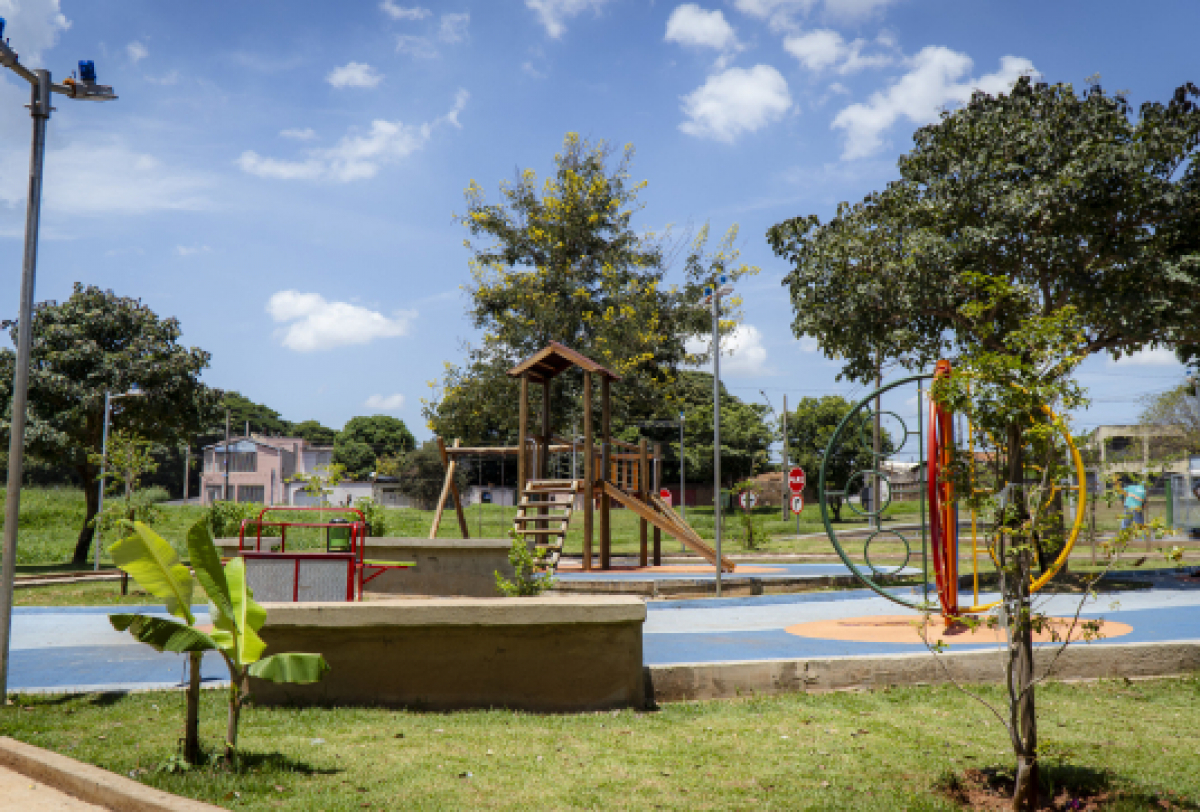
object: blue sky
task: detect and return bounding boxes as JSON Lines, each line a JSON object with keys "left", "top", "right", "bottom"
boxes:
{"left": 0, "top": 0, "right": 1192, "bottom": 443}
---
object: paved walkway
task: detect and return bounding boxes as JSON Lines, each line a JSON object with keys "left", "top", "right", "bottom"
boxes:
{"left": 7, "top": 570, "right": 1199, "bottom": 693}
{"left": 0, "top": 765, "right": 105, "bottom": 810}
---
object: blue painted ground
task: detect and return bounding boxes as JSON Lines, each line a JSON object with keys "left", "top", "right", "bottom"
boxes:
{"left": 8, "top": 606, "right": 227, "bottom": 693}
{"left": 556, "top": 563, "right": 918, "bottom": 581}
{"left": 8, "top": 570, "right": 1200, "bottom": 692}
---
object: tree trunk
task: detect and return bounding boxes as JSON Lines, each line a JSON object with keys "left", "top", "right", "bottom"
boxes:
{"left": 73, "top": 466, "right": 98, "bottom": 565}
{"left": 184, "top": 651, "right": 203, "bottom": 764}
{"left": 225, "top": 679, "right": 243, "bottom": 764}
{"left": 1006, "top": 421, "right": 1038, "bottom": 810}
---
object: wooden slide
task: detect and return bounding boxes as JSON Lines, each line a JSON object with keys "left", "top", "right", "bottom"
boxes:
{"left": 602, "top": 481, "right": 735, "bottom": 572}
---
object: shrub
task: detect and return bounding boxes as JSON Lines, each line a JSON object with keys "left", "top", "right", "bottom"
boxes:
{"left": 353, "top": 496, "right": 388, "bottom": 537}
{"left": 494, "top": 534, "right": 556, "bottom": 596}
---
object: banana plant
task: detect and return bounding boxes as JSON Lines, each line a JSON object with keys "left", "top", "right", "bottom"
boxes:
{"left": 109, "top": 518, "right": 329, "bottom": 763}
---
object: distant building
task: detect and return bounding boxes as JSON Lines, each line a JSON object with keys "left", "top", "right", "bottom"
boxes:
{"left": 200, "top": 435, "right": 416, "bottom": 507}
{"left": 1086, "top": 425, "right": 1189, "bottom": 478}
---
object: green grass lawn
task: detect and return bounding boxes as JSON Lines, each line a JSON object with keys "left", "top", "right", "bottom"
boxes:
{"left": 2, "top": 678, "right": 1197, "bottom": 810}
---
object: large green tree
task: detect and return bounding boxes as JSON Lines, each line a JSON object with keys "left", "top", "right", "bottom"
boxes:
{"left": 785, "top": 395, "right": 892, "bottom": 520}
{"left": 625, "top": 371, "right": 771, "bottom": 486}
{"left": 0, "top": 284, "right": 216, "bottom": 563}
{"left": 767, "top": 77, "right": 1200, "bottom": 809}
{"left": 333, "top": 415, "right": 415, "bottom": 480}
{"left": 426, "top": 132, "right": 755, "bottom": 445}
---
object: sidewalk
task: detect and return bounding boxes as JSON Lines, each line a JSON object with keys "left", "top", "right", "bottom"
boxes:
{"left": 0, "top": 764, "right": 105, "bottom": 810}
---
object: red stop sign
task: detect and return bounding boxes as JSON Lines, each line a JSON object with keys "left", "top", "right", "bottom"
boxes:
{"left": 788, "top": 467, "right": 806, "bottom": 492}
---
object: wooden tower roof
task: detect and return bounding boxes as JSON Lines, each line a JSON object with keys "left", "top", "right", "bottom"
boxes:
{"left": 506, "top": 341, "right": 621, "bottom": 385}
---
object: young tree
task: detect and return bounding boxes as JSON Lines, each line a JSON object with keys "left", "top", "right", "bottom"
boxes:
{"left": 768, "top": 77, "right": 1200, "bottom": 809}
{"left": 426, "top": 132, "right": 756, "bottom": 444}
{"left": 0, "top": 284, "right": 215, "bottom": 564}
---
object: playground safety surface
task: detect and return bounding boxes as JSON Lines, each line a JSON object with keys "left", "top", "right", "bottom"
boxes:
{"left": 6, "top": 568, "right": 1199, "bottom": 694}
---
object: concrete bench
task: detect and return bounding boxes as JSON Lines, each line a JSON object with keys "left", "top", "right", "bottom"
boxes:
{"left": 218, "top": 537, "right": 518, "bottom": 598}
{"left": 249, "top": 597, "right": 646, "bottom": 711}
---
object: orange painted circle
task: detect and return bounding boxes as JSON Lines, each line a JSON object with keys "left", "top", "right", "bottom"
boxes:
{"left": 785, "top": 614, "right": 1133, "bottom": 645}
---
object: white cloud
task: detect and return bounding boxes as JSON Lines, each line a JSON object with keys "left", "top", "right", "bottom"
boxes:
{"left": 1108, "top": 347, "right": 1180, "bottom": 367}
{"left": 783, "top": 29, "right": 892, "bottom": 74}
{"left": 280, "top": 127, "right": 317, "bottom": 141}
{"left": 238, "top": 90, "right": 467, "bottom": 183}
{"left": 267, "top": 291, "right": 415, "bottom": 352}
{"left": 380, "top": 1, "right": 430, "bottom": 20}
{"left": 679, "top": 65, "right": 792, "bottom": 143}
{"left": 364, "top": 393, "right": 407, "bottom": 411}
{"left": 396, "top": 34, "right": 438, "bottom": 58}
{"left": 733, "top": 0, "right": 898, "bottom": 28}
{"left": 832, "top": 47, "right": 1034, "bottom": 159}
{"left": 175, "top": 244, "right": 211, "bottom": 257}
{"left": 799, "top": 336, "right": 819, "bottom": 352}
{"left": 0, "top": 0, "right": 70, "bottom": 63}
{"left": 526, "top": 0, "right": 613, "bottom": 39}
{"left": 0, "top": 134, "right": 212, "bottom": 215}
{"left": 686, "top": 324, "right": 770, "bottom": 376}
{"left": 439, "top": 12, "right": 470, "bottom": 43}
{"left": 327, "top": 62, "right": 383, "bottom": 89}
{"left": 665, "top": 4, "right": 738, "bottom": 52}
{"left": 127, "top": 40, "right": 148, "bottom": 64}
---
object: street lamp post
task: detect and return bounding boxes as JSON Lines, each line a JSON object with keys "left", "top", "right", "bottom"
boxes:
{"left": 94, "top": 386, "right": 144, "bottom": 571}
{"left": 702, "top": 275, "right": 734, "bottom": 597}
{"left": 0, "top": 19, "right": 117, "bottom": 697}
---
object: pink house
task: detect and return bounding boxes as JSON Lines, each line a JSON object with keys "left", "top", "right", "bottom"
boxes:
{"left": 200, "top": 436, "right": 333, "bottom": 506}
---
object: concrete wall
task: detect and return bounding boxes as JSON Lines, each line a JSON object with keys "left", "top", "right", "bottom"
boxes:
{"left": 217, "top": 537, "right": 518, "bottom": 598}
{"left": 250, "top": 597, "right": 647, "bottom": 711}
{"left": 648, "top": 641, "right": 1200, "bottom": 702}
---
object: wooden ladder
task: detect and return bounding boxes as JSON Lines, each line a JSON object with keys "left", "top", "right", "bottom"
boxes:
{"left": 512, "top": 479, "right": 580, "bottom": 570}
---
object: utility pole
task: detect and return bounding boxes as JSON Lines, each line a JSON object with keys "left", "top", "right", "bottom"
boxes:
{"left": 0, "top": 28, "right": 117, "bottom": 697}
{"left": 182, "top": 445, "right": 190, "bottom": 503}
{"left": 224, "top": 408, "right": 231, "bottom": 502}
{"left": 703, "top": 275, "right": 734, "bottom": 597}
{"left": 781, "top": 394, "right": 789, "bottom": 521}
{"left": 873, "top": 352, "right": 882, "bottom": 529}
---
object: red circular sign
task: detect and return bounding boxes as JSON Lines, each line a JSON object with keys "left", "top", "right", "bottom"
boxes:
{"left": 659, "top": 487, "right": 672, "bottom": 506}
{"left": 788, "top": 467, "right": 806, "bottom": 492}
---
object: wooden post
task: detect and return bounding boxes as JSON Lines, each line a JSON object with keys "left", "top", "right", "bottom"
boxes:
{"left": 601, "top": 376, "right": 611, "bottom": 570}
{"left": 541, "top": 381, "right": 551, "bottom": 480}
{"left": 517, "top": 376, "right": 529, "bottom": 496}
{"left": 653, "top": 442, "right": 662, "bottom": 566}
{"left": 639, "top": 437, "right": 649, "bottom": 567}
{"left": 583, "top": 371, "right": 594, "bottom": 572}
{"left": 429, "top": 437, "right": 470, "bottom": 539}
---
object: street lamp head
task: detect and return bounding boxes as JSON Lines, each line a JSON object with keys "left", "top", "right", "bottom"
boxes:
{"left": 126, "top": 383, "right": 143, "bottom": 397}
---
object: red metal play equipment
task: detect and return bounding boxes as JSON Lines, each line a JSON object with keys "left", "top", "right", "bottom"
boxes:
{"left": 927, "top": 359, "right": 959, "bottom": 616}
{"left": 237, "top": 506, "right": 412, "bottom": 601}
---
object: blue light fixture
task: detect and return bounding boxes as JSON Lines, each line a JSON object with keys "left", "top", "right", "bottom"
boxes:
{"left": 78, "top": 60, "right": 96, "bottom": 83}
{"left": 0, "top": 18, "right": 6, "bottom": 39}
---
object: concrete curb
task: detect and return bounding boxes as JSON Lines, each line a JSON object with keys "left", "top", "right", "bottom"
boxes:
{"left": 0, "top": 737, "right": 223, "bottom": 812}
{"left": 647, "top": 640, "right": 1200, "bottom": 702}
{"left": 554, "top": 572, "right": 919, "bottom": 599}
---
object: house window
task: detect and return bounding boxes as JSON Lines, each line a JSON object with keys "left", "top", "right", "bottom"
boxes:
{"left": 206, "top": 486, "right": 225, "bottom": 503}
{"left": 214, "top": 451, "right": 257, "bottom": 473}
{"left": 237, "top": 485, "right": 265, "bottom": 504}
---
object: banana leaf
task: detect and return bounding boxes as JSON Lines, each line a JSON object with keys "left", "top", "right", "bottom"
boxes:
{"left": 110, "top": 522, "right": 195, "bottom": 624}
{"left": 247, "top": 652, "right": 330, "bottom": 685}
{"left": 110, "top": 614, "right": 218, "bottom": 653}
{"left": 187, "top": 518, "right": 233, "bottom": 628}
{"left": 224, "top": 557, "right": 267, "bottom": 666}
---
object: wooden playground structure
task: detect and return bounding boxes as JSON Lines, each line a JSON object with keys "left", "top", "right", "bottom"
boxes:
{"left": 430, "top": 342, "right": 734, "bottom": 572}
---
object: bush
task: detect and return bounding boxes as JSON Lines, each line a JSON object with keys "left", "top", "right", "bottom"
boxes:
{"left": 494, "top": 534, "right": 557, "bottom": 597}
{"left": 353, "top": 497, "right": 388, "bottom": 537}
{"left": 206, "top": 501, "right": 276, "bottom": 539}
{"left": 141, "top": 486, "right": 171, "bottom": 504}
